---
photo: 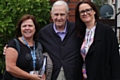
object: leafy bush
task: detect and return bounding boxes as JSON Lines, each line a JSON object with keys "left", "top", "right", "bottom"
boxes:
{"left": 92, "top": 0, "right": 104, "bottom": 10}
{"left": 0, "top": 0, "right": 51, "bottom": 76}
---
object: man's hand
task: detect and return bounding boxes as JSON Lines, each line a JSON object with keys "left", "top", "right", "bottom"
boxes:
{"left": 3, "top": 45, "right": 8, "bottom": 55}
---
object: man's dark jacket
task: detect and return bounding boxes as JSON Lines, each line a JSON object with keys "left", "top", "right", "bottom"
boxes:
{"left": 38, "top": 21, "right": 83, "bottom": 80}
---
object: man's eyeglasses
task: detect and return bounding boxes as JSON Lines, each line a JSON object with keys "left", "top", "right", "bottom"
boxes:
{"left": 79, "top": 8, "right": 93, "bottom": 16}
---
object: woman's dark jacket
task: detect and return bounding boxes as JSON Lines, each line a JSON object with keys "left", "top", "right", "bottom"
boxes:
{"left": 84, "top": 22, "right": 120, "bottom": 80}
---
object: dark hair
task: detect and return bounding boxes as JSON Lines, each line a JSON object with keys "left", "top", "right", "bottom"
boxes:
{"left": 75, "top": 1, "right": 99, "bottom": 37}
{"left": 16, "top": 14, "right": 39, "bottom": 40}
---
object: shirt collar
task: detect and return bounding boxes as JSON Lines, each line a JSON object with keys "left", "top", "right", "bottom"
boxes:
{"left": 53, "top": 23, "right": 67, "bottom": 34}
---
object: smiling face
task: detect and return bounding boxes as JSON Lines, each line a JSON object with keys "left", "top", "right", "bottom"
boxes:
{"left": 51, "top": 5, "right": 69, "bottom": 28}
{"left": 79, "top": 3, "right": 96, "bottom": 24}
{"left": 21, "top": 19, "right": 36, "bottom": 39}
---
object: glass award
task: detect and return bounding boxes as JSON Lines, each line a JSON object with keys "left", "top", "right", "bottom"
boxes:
{"left": 39, "top": 56, "right": 47, "bottom": 75}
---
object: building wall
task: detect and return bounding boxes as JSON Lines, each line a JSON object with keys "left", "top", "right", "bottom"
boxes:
{"left": 116, "top": 0, "right": 120, "bottom": 27}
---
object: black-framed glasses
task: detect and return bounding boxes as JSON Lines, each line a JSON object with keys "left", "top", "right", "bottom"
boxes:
{"left": 79, "top": 8, "right": 93, "bottom": 16}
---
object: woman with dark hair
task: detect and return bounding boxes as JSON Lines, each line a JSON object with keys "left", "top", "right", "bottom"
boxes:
{"left": 16, "top": 14, "right": 39, "bottom": 40}
{"left": 75, "top": 1, "right": 120, "bottom": 80}
{"left": 3, "top": 14, "right": 45, "bottom": 80}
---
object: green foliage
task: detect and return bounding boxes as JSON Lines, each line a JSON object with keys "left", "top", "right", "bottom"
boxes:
{"left": 0, "top": 0, "right": 51, "bottom": 76}
{"left": 93, "top": 0, "right": 104, "bottom": 11}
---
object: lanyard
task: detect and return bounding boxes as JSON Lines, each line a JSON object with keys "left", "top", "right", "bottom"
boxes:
{"left": 22, "top": 36, "right": 36, "bottom": 70}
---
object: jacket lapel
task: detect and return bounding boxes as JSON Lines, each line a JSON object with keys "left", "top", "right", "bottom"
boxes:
{"left": 62, "top": 21, "right": 75, "bottom": 44}
{"left": 49, "top": 23, "right": 61, "bottom": 44}
{"left": 87, "top": 22, "right": 103, "bottom": 56}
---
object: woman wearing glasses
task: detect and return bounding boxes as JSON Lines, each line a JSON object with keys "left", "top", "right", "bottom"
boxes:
{"left": 75, "top": 1, "right": 120, "bottom": 80}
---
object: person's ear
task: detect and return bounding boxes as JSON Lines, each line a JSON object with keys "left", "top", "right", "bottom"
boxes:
{"left": 67, "top": 11, "right": 70, "bottom": 19}
{"left": 50, "top": 11, "right": 54, "bottom": 19}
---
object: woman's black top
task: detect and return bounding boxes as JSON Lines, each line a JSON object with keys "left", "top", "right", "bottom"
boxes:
{"left": 3, "top": 38, "right": 43, "bottom": 80}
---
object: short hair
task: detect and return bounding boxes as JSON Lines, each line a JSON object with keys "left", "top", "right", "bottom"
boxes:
{"left": 16, "top": 14, "right": 39, "bottom": 40}
{"left": 51, "top": 0, "right": 69, "bottom": 13}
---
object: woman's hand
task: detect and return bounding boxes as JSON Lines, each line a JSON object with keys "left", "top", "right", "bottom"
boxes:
{"left": 30, "top": 74, "right": 40, "bottom": 80}
{"left": 30, "top": 74, "right": 45, "bottom": 80}
{"left": 40, "top": 74, "right": 46, "bottom": 80}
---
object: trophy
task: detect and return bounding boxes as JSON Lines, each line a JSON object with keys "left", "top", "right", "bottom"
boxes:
{"left": 39, "top": 56, "right": 47, "bottom": 75}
